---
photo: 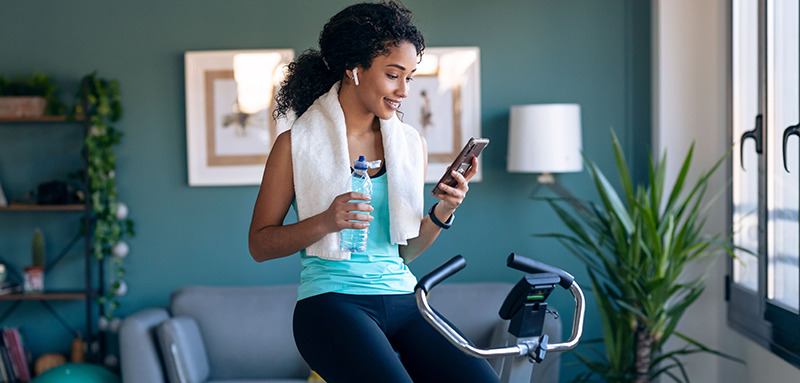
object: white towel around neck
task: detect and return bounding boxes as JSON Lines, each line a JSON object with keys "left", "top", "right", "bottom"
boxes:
{"left": 291, "top": 82, "right": 424, "bottom": 260}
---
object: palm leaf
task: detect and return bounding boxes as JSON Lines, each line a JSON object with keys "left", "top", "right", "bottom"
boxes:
{"left": 587, "top": 161, "right": 635, "bottom": 234}
{"left": 663, "top": 143, "right": 694, "bottom": 216}
{"left": 609, "top": 129, "right": 636, "bottom": 208}
{"left": 672, "top": 332, "right": 746, "bottom": 364}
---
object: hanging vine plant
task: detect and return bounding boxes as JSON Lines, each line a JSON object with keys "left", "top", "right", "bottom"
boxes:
{"left": 77, "top": 72, "right": 134, "bottom": 324}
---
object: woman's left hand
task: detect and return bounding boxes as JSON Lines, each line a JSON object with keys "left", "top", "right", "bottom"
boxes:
{"left": 432, "top": 155, "right": 478, "bottom": 212}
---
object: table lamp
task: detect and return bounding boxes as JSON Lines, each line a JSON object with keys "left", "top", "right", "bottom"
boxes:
{"left": 507, "top": 104, "right": 585, "bottom": 209}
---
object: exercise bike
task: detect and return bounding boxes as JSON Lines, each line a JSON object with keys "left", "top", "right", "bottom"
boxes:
{"left": 415, "top": 253, "right": 586, "bottom": 383}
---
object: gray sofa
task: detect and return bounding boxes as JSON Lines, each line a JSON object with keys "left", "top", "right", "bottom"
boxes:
{"left": 119, "top": 283, "right": 562, "bottom": 383}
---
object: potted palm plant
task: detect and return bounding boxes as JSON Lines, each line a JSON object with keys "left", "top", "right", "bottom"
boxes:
{"left": 537, "top": 130, "right": 739, "bottom": 382}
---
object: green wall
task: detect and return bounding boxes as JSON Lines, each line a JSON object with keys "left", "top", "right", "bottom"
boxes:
{"left": 0, "top": 0, "right": 650, "bottom": 379}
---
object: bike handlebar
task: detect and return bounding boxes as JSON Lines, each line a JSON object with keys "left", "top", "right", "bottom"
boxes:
{"left": 414, "top": 254, "right": 585, "bottom": 359}
{"left": 507, "top": 253, "right": 574, "bottom": 289}
{"left": 416, "top": 254, "right": 466, "bottom": 293}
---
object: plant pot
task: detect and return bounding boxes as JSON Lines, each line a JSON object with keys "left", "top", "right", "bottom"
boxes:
{"left": 23, "top": 266, "right": 44, "bottom": 293}
{"left": 0, "top": 96, "right": 47, "bottom": 118}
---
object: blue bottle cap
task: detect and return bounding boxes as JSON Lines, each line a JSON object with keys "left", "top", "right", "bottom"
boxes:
{"left": 354, "top": 155, "right": 368, "bottom": 170}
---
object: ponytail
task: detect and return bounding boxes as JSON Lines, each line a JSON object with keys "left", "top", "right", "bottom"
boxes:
{"left": 274, "top": 49, "right": 341, "bottom": 119}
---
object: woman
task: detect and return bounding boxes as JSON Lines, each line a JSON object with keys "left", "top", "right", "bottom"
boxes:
{"left": 248, "top": 2, "right": 497, "bottom": 382}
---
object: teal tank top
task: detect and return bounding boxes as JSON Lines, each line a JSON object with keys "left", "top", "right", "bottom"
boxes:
{"left": 295, "top": 171, "right": 418, "bottom": 301}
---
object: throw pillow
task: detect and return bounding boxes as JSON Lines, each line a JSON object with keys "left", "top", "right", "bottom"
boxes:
{"left": 157, "top": 316, "right": 210, "bottom": 383}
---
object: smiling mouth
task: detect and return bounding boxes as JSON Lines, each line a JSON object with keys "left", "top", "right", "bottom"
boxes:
{"left": 385, "top": 98, "right": 401, "bottom": 109}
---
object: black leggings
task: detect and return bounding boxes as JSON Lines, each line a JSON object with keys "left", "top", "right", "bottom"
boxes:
{"left": 293, "top": 293, "right": 499, "bottom": 383}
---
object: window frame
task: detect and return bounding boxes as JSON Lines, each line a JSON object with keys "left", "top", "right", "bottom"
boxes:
{"left": 727, "top": 0, "right": 800, "bottom": 368}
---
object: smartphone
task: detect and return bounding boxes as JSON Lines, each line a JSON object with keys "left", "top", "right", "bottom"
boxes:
{"left": 431, "top": 137, "right": 489, "bottom": 195}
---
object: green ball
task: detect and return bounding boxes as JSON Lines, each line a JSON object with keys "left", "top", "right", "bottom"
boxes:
{"left": 31, "top": 363, "right": 120, "bottom": 383}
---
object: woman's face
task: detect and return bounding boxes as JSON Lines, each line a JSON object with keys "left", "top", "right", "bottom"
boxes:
{"left": 354, "top": 41, "right": 418, "bottom": 120}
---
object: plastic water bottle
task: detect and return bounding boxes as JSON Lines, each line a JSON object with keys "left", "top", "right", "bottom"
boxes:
{"left": 340, "top": 155, "right": 373, "bottom": 253}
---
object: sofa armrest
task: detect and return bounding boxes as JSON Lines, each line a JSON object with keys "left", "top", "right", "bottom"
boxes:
{"left": 120, "top": 307, "right": 170, "bottom": 383}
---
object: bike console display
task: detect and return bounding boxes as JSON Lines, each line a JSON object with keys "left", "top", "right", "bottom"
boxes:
{"left": 499, "top": 273, "right": 559, "bottom": 338}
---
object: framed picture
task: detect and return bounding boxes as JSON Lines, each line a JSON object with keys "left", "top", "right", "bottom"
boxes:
{"left": 185, "top": 49, "right": 294, "bottom": 186}
{"left": 400, "top": 47, "right": 482, "bottom": 183}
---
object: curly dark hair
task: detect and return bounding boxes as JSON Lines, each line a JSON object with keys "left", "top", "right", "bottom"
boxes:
{"left": 274, "top": 1, "right": 425, "bottom": 118}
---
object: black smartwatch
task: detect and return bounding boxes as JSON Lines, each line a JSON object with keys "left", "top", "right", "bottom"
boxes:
{"left": 428, "top": 202, "right": 454, "bottom": 229}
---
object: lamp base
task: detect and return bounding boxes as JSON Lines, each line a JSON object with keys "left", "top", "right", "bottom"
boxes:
{"left": 537, "top": 172, "right": 555, "bottom": 184}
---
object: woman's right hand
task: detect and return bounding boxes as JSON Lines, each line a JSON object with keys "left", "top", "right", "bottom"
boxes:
{"left": 321, "top": 192, "right": 374, "bottom": 233}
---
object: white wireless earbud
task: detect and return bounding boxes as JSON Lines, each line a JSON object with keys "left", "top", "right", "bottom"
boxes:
{"left": 352, "top": 68, "right": 359, "bottom": 86}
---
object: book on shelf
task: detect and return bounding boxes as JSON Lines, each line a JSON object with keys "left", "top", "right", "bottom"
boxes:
{"left": 0, "top": 345, "right": 9, "bottom": 382}
{"left": 2, "top": 332, "right": 20, "bottom": 383}
{"left": 0, "top": 345, "right": 11, "bottom": 383}
{"left": 1, "top": 328, "right": 30, "bottom": 382}
{"left": 0, "top": 282, "right": 21, "bottom": 296}
{"left": 0, "top": 180, "right": 6, "bottom": 207}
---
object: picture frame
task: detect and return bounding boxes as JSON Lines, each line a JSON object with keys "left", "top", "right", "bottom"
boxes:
{"left": 185, "top": 49, "right": 294, "bottom": 186}
{"left": 400, "top": 47, "right": 482, "bottom": 183}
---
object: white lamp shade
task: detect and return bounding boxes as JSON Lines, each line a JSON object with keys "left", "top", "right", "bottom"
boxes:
{"left": 507, "top": 104, "right": 583, "bottom": 173}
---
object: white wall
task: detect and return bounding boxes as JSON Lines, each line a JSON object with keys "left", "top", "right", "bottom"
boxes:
{"left": 653, "top": 0, "right": 799, "bottom": 382}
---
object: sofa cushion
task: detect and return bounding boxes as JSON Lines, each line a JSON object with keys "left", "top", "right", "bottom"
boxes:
{"left": 157, "top": 316, "right": 210, "bottom": 383}
{"left": 170, "top": 285, "right": 308, "bottom": 381}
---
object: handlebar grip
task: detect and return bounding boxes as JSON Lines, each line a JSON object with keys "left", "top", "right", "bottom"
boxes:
{"left": 506, "top": 253, "right": 574, "bottom": 289}
{"left": 416, "top": 255, "right": 467, "bottom": 293}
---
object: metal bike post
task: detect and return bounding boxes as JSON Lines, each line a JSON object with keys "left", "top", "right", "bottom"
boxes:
{"left": 495, "top": 333, "right": 535, "bottom": 383}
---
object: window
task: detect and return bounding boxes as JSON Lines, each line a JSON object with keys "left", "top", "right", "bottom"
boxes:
{"left": 729, "top": 0, "right": 800, "bottom": 367}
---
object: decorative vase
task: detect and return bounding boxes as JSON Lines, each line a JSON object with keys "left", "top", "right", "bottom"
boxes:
{"left": 23, "top": 266, "right": 44, "bottom": 293}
